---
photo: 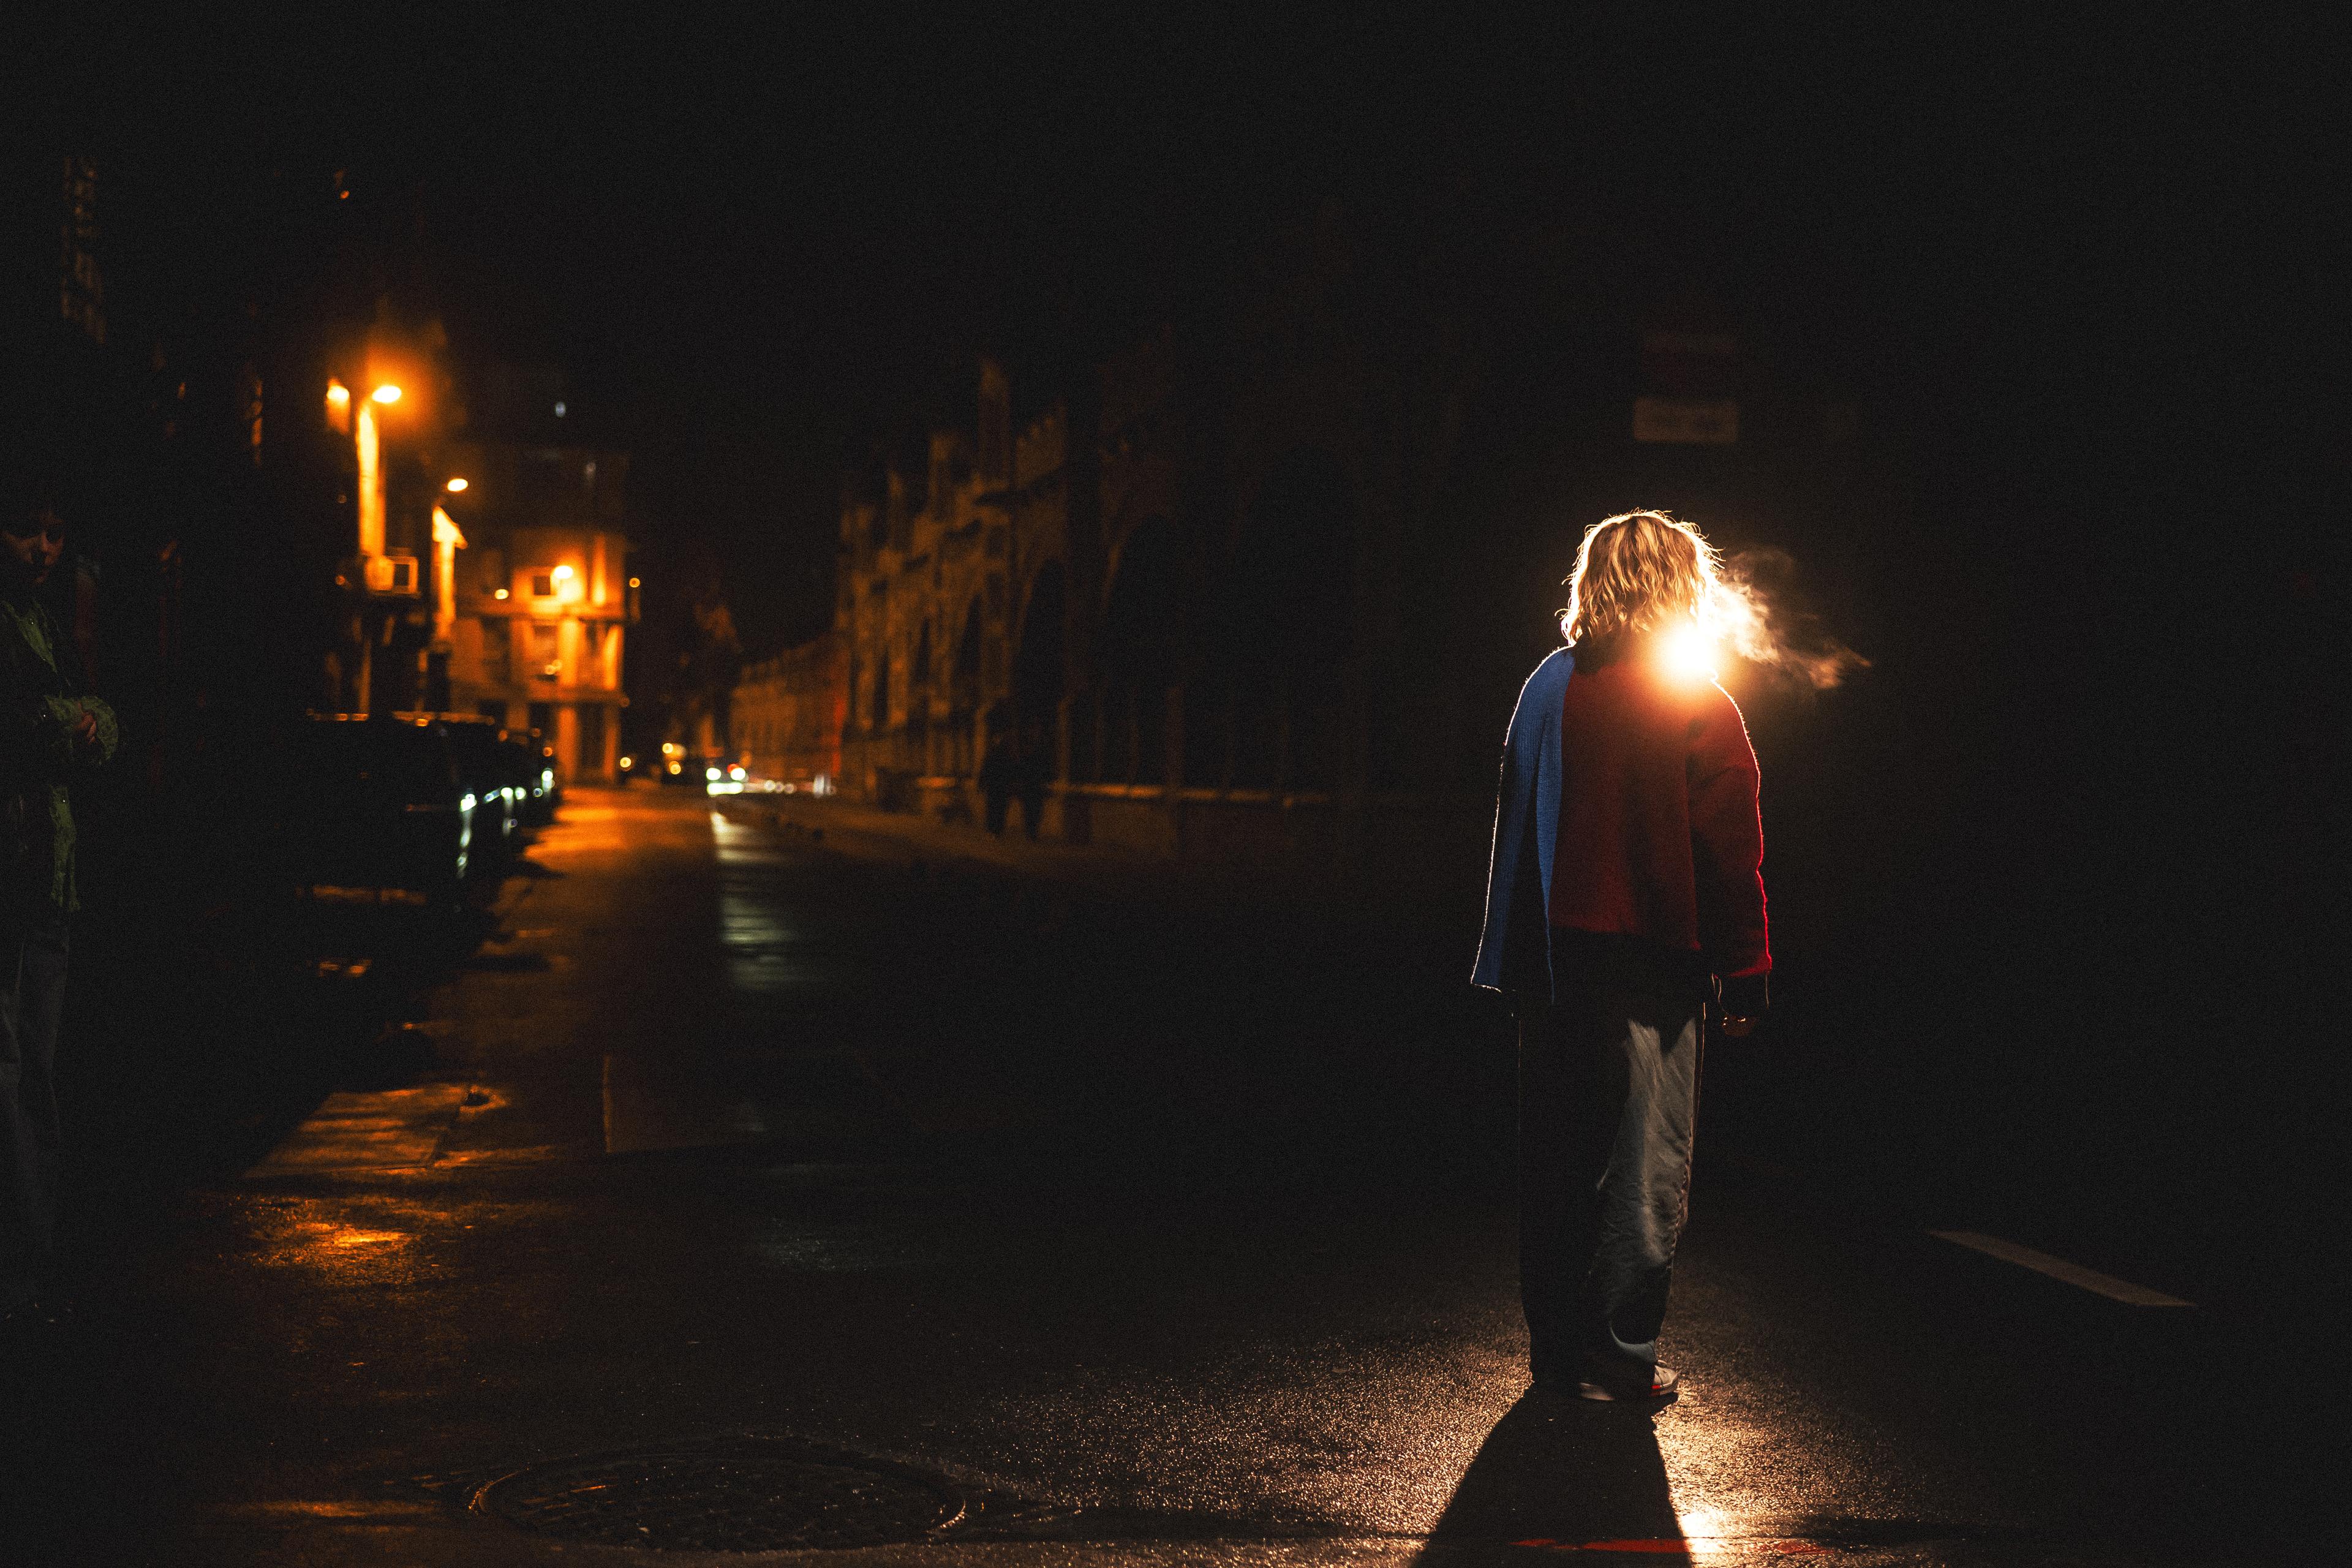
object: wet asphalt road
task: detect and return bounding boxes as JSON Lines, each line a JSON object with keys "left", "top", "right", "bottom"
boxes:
{"left": 1, "top": 790, "right": 2328, "bottom": 1566}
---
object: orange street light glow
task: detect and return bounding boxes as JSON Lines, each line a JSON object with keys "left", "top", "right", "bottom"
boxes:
{"left": 445, "top": 477, "right": 469, "bottom": 492}
{"left": 370, "top": 384, "right": 402, "bottom": 405}
{"left": 552, "top": 564, "right": 575, "bottom": 581}
{"left": 494, "top": 589, "right": 510, "bottom": 600}
{"left": 325, "top": 380, "right": 351, "bottom": 404}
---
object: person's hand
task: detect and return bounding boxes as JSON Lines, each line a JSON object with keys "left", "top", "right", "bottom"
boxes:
{"left": 70, "top": 709, "right": 99, "bottom": 748}
{"left": 1719, "top": 1014, "right": 1758, "bottom": 1038}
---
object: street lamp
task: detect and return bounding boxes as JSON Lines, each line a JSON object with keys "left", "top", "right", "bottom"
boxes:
{"left": 341, "top": 376, "right": 410, "bottom": 713}
{"left": 354, "top": 386, "right": 402, "bottom": 562}
{"left": 445, "top": 477, "right": 469, "bottom": 493}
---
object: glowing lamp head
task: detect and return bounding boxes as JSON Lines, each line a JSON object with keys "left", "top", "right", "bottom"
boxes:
{"left": 445, "top": 477, "right": 469, "bottom": 493}
{"left": 370, "top": 384, "right": 402, "bottom": 405}
{"left": 551, "top": 564, "right": 575, "bottom": 582}
{"left": 325, "top": 381, "right": 351, "bottom": 404}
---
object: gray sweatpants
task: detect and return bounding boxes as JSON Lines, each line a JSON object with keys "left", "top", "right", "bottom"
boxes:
{"left": 1517, "top": 949, "right": 1704, "bottom": 1389}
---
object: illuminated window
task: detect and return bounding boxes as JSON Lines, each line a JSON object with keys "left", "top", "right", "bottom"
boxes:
{"left": 480, "top": 620, "right": 511, "bottom": 684}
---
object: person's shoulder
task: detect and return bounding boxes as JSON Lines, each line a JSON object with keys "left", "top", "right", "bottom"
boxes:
{"left": 1516, "top": 646, "right": 1574, "bottom": 701}
{"left": 1694, "top": 678, "right": 1757, "bottom": 748}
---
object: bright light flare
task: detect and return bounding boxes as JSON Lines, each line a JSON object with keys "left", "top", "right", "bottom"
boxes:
{"left": 370, "top": 383, "right": 402, "bottom": 405}
{"left": 325, "top": 380, "right": 350, "bottom": 404}
{"left": 445, "top": 477, "right": 468, "bottom": 492}
{"left": 1660, "top": 620, "right": 1717, "bottom": 683}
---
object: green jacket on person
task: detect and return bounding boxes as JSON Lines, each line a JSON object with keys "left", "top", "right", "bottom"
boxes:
{"left": 2, "top": 584, "right": 117, "bottom": 916}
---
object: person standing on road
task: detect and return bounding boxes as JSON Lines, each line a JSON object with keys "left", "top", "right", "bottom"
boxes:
{"left": 1014, "top": 715, "right": 1049, "bottom": 842}
{"left": 1472, "top": 510, "right": 1769, "bottom": 1403}
{"left": 1, "top": 486, "right": 118, "bottom": 1326}
{"left": 979, "top": 698, "right": 1016, "bottom": 836}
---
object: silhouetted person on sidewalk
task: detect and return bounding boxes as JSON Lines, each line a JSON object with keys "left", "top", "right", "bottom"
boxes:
{"left": 2, "top": 486, "right": 118, "bottom": 1327}
{"left": 1473, "top": 510, "right": 1768, "bottom": 1403}
{"left": 1014, "top": 717, "right": 1049, "bottom": 842}
{"left": 979, "top": 699, "right": 1015, "bottom": 835}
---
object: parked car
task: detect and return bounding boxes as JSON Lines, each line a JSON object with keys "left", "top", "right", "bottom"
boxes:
{"left": 268, "top": 714, "right": 477, "bottom": 901}
{"left": 530, "top": 733, "right": 562, "bottom": 819}
{"left": 418, "top": 714, "right": 522, "bottom": 863}
{"left": 505, "top": 731, "right": 559, "bottom": 827}
{"left": 658, "top": 744, "right": 723, "bottom": 788}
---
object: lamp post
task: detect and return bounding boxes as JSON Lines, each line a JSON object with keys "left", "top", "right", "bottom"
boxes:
{"left": 341, "top": 379, "right": 403, "bottom": 713}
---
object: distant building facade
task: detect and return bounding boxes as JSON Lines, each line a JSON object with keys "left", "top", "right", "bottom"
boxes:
{"left": 733, "top": 225, "right": 1498, "bottom": 891}
{"left": 441, "top": 440, "right": 636, "bottom": 783}
{"left": 735, "top": 205, "right": 1874, "bottom": 894}
{"left": 732, "top": 632, "right": 846, "bottom": 790}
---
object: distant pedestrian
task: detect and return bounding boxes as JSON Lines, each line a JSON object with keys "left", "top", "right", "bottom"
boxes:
{"left": 1472, "top": 510, "right": 1768, "bottom": 1403}
{"left": 2, "top": 486, "right": 117, "bottom": 1325}
{"left": 978, "top": 699, "right": 1014, "bottom": 835}
{"left": 1014, "top": 717, "right": 1049, "bottom": 842}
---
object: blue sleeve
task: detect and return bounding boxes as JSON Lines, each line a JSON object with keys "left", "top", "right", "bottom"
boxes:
{"left": 1471, "top": 651, "right": 1570, "bottom": 998}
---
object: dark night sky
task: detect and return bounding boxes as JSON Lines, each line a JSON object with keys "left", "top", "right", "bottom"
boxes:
{"left": 44, "top": 9, "right": 2343, "bottom": 654}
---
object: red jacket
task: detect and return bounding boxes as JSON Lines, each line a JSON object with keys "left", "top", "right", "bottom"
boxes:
{"left": 1547, "top": 650, "right": 1770, "bottom": 1004}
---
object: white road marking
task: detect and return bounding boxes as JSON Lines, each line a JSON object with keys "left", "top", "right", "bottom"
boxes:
{"left": 1930, "top": 1230, "right": 2193, "bottom": 1307}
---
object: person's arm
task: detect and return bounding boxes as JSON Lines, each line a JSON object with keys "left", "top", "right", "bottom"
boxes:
{"left": 69, "top": 692, "right": 119, "bottom": 769}
{"left": 1472, "top": 653, "right": 1567, "bottom": 997}
{"left": 1689, "top": 687, "right": 1768, "bottom": 1022}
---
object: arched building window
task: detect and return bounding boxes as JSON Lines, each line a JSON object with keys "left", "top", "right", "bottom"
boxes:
{"left": 1209, "top": 451, "right": 1356, "bottom": 791}
{"left": 1012, "top": 560, "right": 1067, "bottom": 779}
{"left": 1096, "top": 517, "right": 1182, "bottom": 788}
{"left": 950, "top": 596, "right": 984, "bottom": 775}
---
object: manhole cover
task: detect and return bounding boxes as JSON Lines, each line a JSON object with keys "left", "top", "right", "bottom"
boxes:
{"left": 473, "top": 1437, "right": 965, "bottom": 1551}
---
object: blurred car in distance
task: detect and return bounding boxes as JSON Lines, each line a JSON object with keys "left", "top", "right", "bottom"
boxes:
{"left": 506, "top": 729, "right": 559, "bottom": 826}
{"left": 417, "top": 714, "right": 522, "bottom": 862}
{"left": 265, "top": 714, "right": 477, "bottom": 902}
{"left": 657, "top": 740, "right": 721, "bottom": 788}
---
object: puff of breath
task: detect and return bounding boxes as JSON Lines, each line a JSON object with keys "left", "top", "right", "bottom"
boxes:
{"left": 1712, "top": 551, "right": 1869, "bottom": 690}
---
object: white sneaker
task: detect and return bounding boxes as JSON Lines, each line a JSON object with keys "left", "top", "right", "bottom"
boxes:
{"left": 1577, "top": 1363, "right": 1680, "bottom": 1402}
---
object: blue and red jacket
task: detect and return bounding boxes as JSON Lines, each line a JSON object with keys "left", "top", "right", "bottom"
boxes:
{"left": 1472, "top": 645, "right": 1770, "bottom": 1011}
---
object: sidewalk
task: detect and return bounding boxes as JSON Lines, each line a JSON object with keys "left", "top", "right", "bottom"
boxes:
{"left": 718, "top": 791, "right": 1178, "bottom": 895}
{"left": 709, "top": 788, "right": 1492, "bottom": 940}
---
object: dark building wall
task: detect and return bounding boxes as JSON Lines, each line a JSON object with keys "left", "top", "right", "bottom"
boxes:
{"left": 761, "top": 200, "right": 1899, "bottom": 901}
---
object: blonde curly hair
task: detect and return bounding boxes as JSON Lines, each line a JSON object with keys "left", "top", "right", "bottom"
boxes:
{"left": 1558, "top": 510, "right": 1722, "bottom": 647}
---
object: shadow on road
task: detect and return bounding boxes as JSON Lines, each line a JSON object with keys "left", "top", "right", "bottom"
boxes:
{"left": 55, "top": 834, "right": 529, "bottom": 1227}
{"left": 1419, "top": 1396, "right": 1679, "bottom": 1558}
